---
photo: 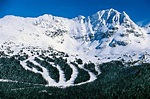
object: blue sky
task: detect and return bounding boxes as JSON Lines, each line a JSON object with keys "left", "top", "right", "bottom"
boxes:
{"left": 0, "top": 0, "right": 150, "bottom": 25}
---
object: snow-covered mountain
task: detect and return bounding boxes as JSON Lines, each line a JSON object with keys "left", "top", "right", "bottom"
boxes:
{"left": 144, "top": 22, "right": 150, "bottom": 34}
{"left": 0, "top": 8, "right": 150, "bottom": 87}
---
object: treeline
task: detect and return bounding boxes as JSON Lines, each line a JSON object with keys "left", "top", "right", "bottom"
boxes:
{"left": 0, "top": 61, "right": 149, "bottom": 99}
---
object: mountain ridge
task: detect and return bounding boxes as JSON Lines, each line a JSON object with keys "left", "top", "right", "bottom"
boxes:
{"left": 1, "top": 8, "right": 150, "bottom": 63}
{"left": 0, "top": 8, "right": 150, "bottom": 87}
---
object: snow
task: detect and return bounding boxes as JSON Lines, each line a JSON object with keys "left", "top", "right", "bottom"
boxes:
{"left": 55, "top": 65, "right": 66, "bottom": 84}
{"left": 66, "top": 64, "right": 78, "bottom": 84}
{"left": 0, "top": 79, "right": 18, "bottom": 83}
{"left": 0, "top": 8, "right": 150, "bottom": 87}
{"left": 21, "top": 56, "right": 57, "bottom": 86}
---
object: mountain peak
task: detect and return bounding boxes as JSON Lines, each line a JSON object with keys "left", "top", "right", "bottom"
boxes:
{"left": 105, "top": 8, "right": 119, "bottom": 12}
{"left": 90, "top": 8, "right": 132, "bottom": 25}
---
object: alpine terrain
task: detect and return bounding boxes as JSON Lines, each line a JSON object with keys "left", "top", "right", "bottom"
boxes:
{"left": 0, "top": 9, "right": 150, "bottom": 98}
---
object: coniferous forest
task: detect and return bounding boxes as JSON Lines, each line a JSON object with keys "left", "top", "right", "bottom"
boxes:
{"left": 0, "top": 57, "right": 150, "bottom": 99}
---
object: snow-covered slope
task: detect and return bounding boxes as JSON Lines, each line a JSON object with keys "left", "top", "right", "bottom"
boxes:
{"left": 0, "top": 8, "right": 150, "bottom": 87}
{"left": 144, "top": 23, "right": 150, "bottom": 34}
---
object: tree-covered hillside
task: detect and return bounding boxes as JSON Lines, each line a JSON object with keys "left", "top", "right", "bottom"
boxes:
{"left": 0, "top": 58, "right": 149, "bottom": 99}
